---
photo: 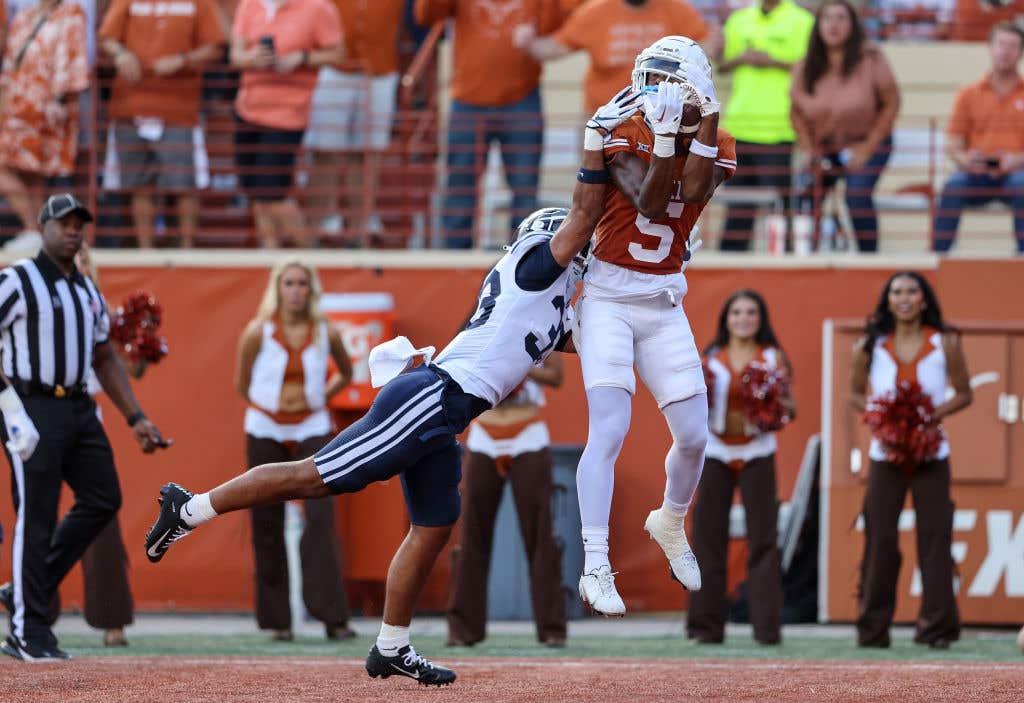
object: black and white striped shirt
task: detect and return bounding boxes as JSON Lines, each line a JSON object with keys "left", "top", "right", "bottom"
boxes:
{"left": 0, "top": 251, "right": 110, "bottom": 388}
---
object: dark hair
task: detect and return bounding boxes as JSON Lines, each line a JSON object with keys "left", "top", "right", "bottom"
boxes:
{"left": 862, "top": 271, "right": 948, "bottom": 367}
{"left": 704, "top": 289, "right": 783, "bottom": 356}
{"left": 803, "top": 0, "right": 866, "bottom": 95}
{"left": 990, "top": 21, "right": 1024, "bottom": 47}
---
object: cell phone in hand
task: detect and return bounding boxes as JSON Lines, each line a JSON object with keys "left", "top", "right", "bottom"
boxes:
{"left": 259, "top": 35, "right": 275, "bottom": 55}
{"left": 985, "top": 157, "right": 1000, "bottom": 169}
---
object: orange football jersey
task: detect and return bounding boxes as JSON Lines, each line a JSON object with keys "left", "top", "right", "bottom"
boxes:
{"left": 594, "top": 115, "right": 737, "bottom": 274}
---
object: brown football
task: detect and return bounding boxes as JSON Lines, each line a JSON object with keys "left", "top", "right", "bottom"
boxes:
{"left": 680, "top": 102, "right": 702, "bottom": 134}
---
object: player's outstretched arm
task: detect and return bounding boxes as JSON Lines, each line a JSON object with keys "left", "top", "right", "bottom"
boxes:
{"left": 550, "top": 87, "right": 641, "bottom": 266}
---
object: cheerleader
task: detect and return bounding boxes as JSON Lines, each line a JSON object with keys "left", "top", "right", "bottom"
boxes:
{"left": 236, "top": 258, "right": 355, "bottom": 641}
{"left": 687, "top": 290, "right": 794, "bottom": 645}
{"left": 850, "top": 271, "right": 972, "bottom": 649}
{"left": 446, "top": 355, "right": 567, "bottom": 648}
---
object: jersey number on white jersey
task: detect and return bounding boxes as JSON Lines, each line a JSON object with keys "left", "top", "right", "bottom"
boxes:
{"left": 629, "top": 202, "right": 685, "bottom": 264}
{"left": 466, "top": 269, "right": 567, "bottom": 363}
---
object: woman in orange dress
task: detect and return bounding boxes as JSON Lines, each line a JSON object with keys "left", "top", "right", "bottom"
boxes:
{"left": 0, "top": 0, "right": 89, "bottom": 235}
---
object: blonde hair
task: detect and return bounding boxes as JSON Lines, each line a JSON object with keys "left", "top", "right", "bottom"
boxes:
{"left": 256, "top": 257, "right": 326, "bottom": 326}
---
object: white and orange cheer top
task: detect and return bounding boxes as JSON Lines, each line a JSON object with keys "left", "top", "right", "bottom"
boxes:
{"left": 704, "top": 346, "right": 782, "bottom": 466}
{"left": 245, "top": 318, "right": 332, "bottom": 443}
{"left": 465, "top": 378, "right": 550, "bottom": 461}
{"left": 867, "top": 328, "right": 949, "bottom": 462}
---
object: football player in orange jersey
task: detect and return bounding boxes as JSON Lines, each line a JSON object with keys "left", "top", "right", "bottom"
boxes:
{"left": 574, "top": 36, "right": 736, "bottom": 616}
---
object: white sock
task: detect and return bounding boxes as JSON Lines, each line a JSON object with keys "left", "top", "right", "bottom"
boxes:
{"left": 582, "top": 526, "right": 610, "bottom": 573}
{"left": 662, "top": 395, "right": 708, "bottom": 512}
{"left": 376, "top": 622, "right": 410, "bottom": 656}
{"left": 660, "top": 498, "right": 687, "bottom": 525}
{"left": 181, "top": 493, "right": 217, "bottom": 528}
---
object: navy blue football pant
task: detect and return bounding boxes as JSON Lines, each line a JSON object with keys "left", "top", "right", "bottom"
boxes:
{"left": 314, "top": 365, "right": 488, "bottom": 527}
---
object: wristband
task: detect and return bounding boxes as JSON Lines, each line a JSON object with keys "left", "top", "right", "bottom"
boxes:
{"left": 583, "top": 127, "right": 604, "bottom": 152}
{"left": 127, "top": 411, "right": 146, "bottom": 427}
{"left": 688, "top": 139, "right": 719, "bottom": 159}
{"left": 577, "top": 168, "right": 608, "bottom": 184}
{"left": 653, "top": 134, "right": 676, "bottom": 158}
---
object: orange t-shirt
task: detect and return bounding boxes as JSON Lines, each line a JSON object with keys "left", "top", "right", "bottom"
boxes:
{"left": 594, "top": 114, "right": 736, "bottom": 274}
{"left": 947, "top": 74, "right": 1024, "bottom": 156}
{"left": 553, "top": 0, "right": 708, "bottom": 113}
{"left": 415, "top": 0, "right": 569, "bottom": 106}
{"left": 233, "top": 0, "right": 344, "bottom": 130}
{"left": 99, "top": 0, "right": 226, "bottom": 126}
{"left": 332, "top": 0, "right": 403, "bottom": 75}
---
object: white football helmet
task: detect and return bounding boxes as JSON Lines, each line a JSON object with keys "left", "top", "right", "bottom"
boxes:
{"left": 631, "top": 35, "right": 712, "bottom": 96}
{"left": 511, "top": 207, "right": 591, "bottom": 286}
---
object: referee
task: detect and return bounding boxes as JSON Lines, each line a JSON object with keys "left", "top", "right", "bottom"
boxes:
{"left": 0, "top": 194, "right": 166, "bottom": 662}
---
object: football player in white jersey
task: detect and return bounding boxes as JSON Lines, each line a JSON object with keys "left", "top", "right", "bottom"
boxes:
{"left": 141, "top": 87, "right": 642, "bottom": 687}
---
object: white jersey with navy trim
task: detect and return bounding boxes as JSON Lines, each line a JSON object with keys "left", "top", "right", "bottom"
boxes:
{"left": 435, "top": 235, "right": 574, "bottom": 407}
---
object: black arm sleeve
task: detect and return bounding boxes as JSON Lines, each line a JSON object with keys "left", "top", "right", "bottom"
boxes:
{"left": 514, "top": 242, "right": 567, "bottom": 292}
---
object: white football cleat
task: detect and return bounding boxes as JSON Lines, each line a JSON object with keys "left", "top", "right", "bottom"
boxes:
{"left": 578, "top": 565, "right": 626, "bottom": 617}
{"left": 644, "top": 507, "right": 701, "bottom": 591}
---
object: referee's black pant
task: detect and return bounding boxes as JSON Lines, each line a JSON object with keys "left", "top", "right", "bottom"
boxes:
{"left": 3, "top": 393, "right": 121, "bottom": 646}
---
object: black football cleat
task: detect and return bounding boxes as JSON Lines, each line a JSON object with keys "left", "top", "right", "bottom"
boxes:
{"left": 1, "top": 635, "right": 71, "bottom": 662}
{"left": 144, "top": 483, "right": 194, "bottom": 563}
{"left": 365, "top": 644, "right": 456, "bottom": 686}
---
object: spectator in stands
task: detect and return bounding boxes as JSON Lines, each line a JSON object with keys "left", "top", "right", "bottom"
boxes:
{"left": 304, "top": 0, "right": 404, "bottom": 243}
{"left": 0, "top": 0, "right": 89, "bottom": 245}
{"left": 933, "top": 23, "right": 1024, "bottom": 253}
{"left": 717, "top": 0, "right": 814, "bottom": 251}
{"left": 235, "top": 258, "right": 355, "bottom": 641}
{"left": 877, "top": 0, "right": 953, "bottom": 40}
{"left": 790, "top": 0, "right": 900, "bottom": 253}
{"left": 951, "top": 0, "right": 1024, "bottom": 42}
{"left": 447, "top": 355, "right": 566, "bottom": 649}
{"left": 415, "top": 0, "right": 569, "bottom": 249}
{"left": 230, "top": 0, "right": 343, "bottom": 248}
{"left": 0, "top": 1, "right": 7, "bottom": 57}
{"left": 99, "top": 0, "right": 225, "bottom": 249}
{"left": 514, "top": 0, "right": 710, "bottom": 115}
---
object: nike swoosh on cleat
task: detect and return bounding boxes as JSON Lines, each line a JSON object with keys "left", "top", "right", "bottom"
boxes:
{"left": 183, "top": 504, "right": 193, "bottom": 517}
{"left": 391, "top": 664, "right": 419, "bottom": 679}
{"left": 147, "top": 528, "right": 172, "bottom": 558}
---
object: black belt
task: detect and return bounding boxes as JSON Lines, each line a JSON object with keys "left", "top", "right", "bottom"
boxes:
{"left": 12, "top": 379, "right": 88, "bottom": 400}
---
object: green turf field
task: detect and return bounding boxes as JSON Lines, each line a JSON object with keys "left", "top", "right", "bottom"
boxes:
{"left": 58, "top": 632, "right": 1023, "bottom": 662}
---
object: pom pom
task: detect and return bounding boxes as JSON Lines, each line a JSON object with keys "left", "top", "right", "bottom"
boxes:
{"left": 862, "top": 380, "right": 942, "bottom": 468}
{"left": 738, "top": 362, "right": 792, "bottom": 433}
{"left": 110, "top": 291, "right": 168, "bottom": 365}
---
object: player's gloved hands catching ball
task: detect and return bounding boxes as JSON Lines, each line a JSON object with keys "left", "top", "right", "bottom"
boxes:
{"left": 642, "top": 80, "right": 685, "bottom": 136}
{"left": 585, "top": 86, "right": 641, "bottom": 151}
{"left": 682, "top": 66, "right": 719, "bottom": 118}
{"left": 0, "top": 386, "right": 40, "bottom": 462}
{"left": 587, "top": 85, "right": 642, "bottom": 135}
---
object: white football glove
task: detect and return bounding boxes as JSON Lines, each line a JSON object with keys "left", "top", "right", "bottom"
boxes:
{"left": 682, "top": 68, "right": 719, "bottom": 118}
{"left": 642, "top": 80, "right": 685, "bottom": 136}
{"left": 587, "top": 85, "right": 642, "bottom": 134}
{"left": 0, "top": 386, "right": 39, "bottom": 462}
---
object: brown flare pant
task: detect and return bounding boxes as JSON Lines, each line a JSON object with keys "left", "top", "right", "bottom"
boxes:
{"left": 446, "top": 448, "right": 566, "bottom": 644}
{"left": 687, "top": 455, "right": 783, "bottom": 644}
{"left": 856, "top": 458, "right": 960, "bottom": 647}
{"left": 246, "top": 434, "right": 351, "bottom": 631}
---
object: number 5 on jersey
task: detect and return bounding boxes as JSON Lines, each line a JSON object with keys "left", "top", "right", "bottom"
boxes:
{"left": 630, "top": 202, "right": 685, "bottom": 264}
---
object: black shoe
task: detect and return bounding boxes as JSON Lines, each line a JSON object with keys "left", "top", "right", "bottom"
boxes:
{"left": 365, "top": 644, "right": 456, "bottom": 686}
{"left": 144, "top": 483, "right": 194, "bottom": 563}
{"left": 1, "top": 635, "right": 71, "bottom": 662}
{"left": 0, "top": 582, "right": 12, "bottom": 614}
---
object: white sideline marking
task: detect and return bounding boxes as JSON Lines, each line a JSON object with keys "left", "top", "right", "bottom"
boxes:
{"left": 89, "top": 657, "right": 1024, "bottom": 672}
